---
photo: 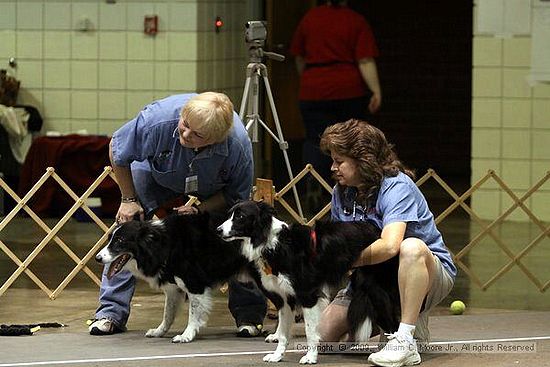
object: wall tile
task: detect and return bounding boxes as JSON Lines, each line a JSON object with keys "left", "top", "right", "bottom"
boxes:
{"left": 169, "top": 62, "right": 196, "bottom": 91}
{"left": 472, "top": 37, "right": 502, "bottom": 66}
{"left": 503, "top": 37, "right": 530, "bottom": 67}
{"left": 0, "top": 2, "right": 16, "bottom": 30}
{"left": 72, "top": 32, "right": 98, "bottom": 60}
{"left": 72, "top": 2, "right": 98, "bottom": 32}
{"left": 169, "top": 2, "right": 197, "bottom": 32}
{"left": 154, "top": 32, "right": 168, "bottom": 61}
{"left": 154, "top": 2, "right": 169, "bottom": 35}
{"left": 533, "top": 83, "right": 550, "bottom": 98}
{"left": 2, "top": 1, "right": 256, "bottom": 143}
{"left": 43, "top": 118, "right": 70, "bottom": 134}
{"left": 472, "top": 98, "right": 501, "bottom": 127}
{"left": 502, "top": 68, "right": 532, "bottom": 98}
{"left": 153, "top": 90, "right": 171, "bottom": 100}
{"left": 99, "top": 61, "right": 126, "bottom": 89}
{"left": 127, "top": 2, "right": 154, "bottom": 32}
{"left": 44, "top": 31, "right": 71, "bottom": 59}
{"left": 532, "top": 130, "right": 550, "bottom": 160}
{"left": 126, "top": 91, "right": 154, "bottom": 119}
{"left": 472, "top": 67, "right": 501, "bottom": 97}
{"left": 99, "top": 1, "right": 126, "bottom": 31}
{"left": 472, "top": 128, "right": 501, "bottom": 158}
{"left": 70, "top": 119, "right": 99, "bottom": 135}
{"left": 127, "top": 62, "right": 153, "bottom": 90}
{"left": 44, "top": 61, "right": 70, "bottom": 88}
{"left": 44, "top": 2, "right": 72, "bottom": 30}
{"left": 17, "top": 1, "right": 43, "bottom": 30}
{"left": 17, "top": 88, "right": 43, "bottom": 108}
{"left": 532, "top": 99, "right": 550, "bottom": 128}
{"left": 98, "top": 120, "right": 123, "bottom": 136}
{"left": 531, "top": 162, "right": 550, "bottom": 188}
{"left": 502, "top": 99, "right": 531, "bottom": 128}
{"left": 71, "top": 61, "right": 98, "bottom": 89}
{"left": 16, "top": 60, "right": 42, "bottom": 88}
{"left": 471, "top": 190, "right": 501, "bottom": 219}
{"left": 501, "top": 160, "right": 531, "bottom": 190}
{"left": 127, "top": 32, "right": 154, "bottom": 60}
{"left": 531, "top": 191, "right": 550, "bottom": 221}
{"left": 502, "top": 130, "right": 531, "bottom": 159}
{"left": 0, "top": 30, "right": 16, "bottom": 57}
{"left": 43, "top": 90, "right": 70, "bottom": 119}
{"left": 471, "top": 158, "right": 500, "bottom": 189}
{"left": 71, "top": 91, "right": 97, "bottom": 119}
{"left": 154, "top": 62, "right": 169, "bottom": 90}
{"left": 501, "top": 190, "right": 530, "bottom": 221}
{"left": 99, "top": 32, "right": 126, "bottom": 60}
{"left": 99, "top": 91, "right": 126, "bottom": 119}
{"left": 168, "top": 32, "right": 197, "bottom": 61}
{"left": 16, "top": 31, "right": 43, "bottom": 58}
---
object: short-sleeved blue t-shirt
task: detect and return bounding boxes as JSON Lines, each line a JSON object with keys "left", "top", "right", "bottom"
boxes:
{"left": 331, "top": 172, "right": 456, "bottom": 279}
{"left": 110, "top": 94, "right": 253, "bottom": 213}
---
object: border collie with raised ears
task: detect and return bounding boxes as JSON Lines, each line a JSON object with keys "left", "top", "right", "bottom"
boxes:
{"left": 217, "top": 200, "right": 400, "bottom": 365}
{"left": 95, "top": 212, "right": 251, "bottom": 343}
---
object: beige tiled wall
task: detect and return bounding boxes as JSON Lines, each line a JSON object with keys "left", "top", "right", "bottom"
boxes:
{"left": 472, "top": 5, "right": 550, "bottom": 221}
{"left": 0, "top": 0, "right": 253, "bottom": 136}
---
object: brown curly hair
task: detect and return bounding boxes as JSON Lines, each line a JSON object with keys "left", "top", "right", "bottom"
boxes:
{"left": 320, "top": 119, "right": 415, "bottom": 203}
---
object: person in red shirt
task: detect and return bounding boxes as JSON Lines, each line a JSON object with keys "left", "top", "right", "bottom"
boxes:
{"left": 290, "top": 0, "right": 382, "bottom": 187}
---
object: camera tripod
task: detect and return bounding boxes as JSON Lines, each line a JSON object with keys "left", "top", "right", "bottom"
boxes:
{"left": 239, "top": 43, "right": 304, "bottom": 218}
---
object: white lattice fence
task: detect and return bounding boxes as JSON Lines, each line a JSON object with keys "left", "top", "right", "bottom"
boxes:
{"left": 1, "top": 166, "right": 549, "bottom": 299}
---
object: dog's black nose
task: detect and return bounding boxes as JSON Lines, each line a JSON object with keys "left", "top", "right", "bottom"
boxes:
{"left": 95, "top": 254, "right": 102, "bottom": 263}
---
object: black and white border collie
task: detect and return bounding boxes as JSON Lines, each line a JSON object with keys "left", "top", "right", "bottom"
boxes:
{"left": 217, "top": 200, "right": 400, "bottom": 364}
{"left": 95, "top": 213, "right": 250, "bottom": 343}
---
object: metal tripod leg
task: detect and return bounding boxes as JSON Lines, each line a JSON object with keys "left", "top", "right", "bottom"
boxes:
{"left": 239, "top": 63, "right": 304, "bottom": 219}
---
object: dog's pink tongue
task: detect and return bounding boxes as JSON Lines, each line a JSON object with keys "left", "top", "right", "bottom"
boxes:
{"left": 106, "top": 254, "right": 130, "bottom": 279}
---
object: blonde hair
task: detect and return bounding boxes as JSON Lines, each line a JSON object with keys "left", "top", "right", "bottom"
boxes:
{"left": 181, "top": 92, "right": 234, "bottom": 143}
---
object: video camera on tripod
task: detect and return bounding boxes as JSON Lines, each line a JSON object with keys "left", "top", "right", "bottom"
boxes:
{"left": 239, "top": 20, "right": 304, "bottom": 218}
{"left": 244, "top": 21, "right": 285, "bottom": 63}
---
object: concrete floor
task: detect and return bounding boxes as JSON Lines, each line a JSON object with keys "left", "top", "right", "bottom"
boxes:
{"left": 0, "top": 287, "right": 549, "bottom": 366}
{"left": 1, "top": 210, "right": 550, "bottom": 366}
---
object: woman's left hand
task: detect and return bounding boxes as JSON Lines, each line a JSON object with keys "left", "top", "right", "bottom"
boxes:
{"left": 368, "top": 92, "right": 381, "bottom": 114}
{"left": 173, "top": 205, "right": 199, "bottom": 215}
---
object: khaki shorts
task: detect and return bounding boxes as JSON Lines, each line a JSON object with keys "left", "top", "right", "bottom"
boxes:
{"left": 332, "top": 255, "right": 454, "bottom": 312}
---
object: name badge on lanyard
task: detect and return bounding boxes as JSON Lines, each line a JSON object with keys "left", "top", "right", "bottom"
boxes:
{"left": 185, "top": 160, "right": 199, "bottom": 194}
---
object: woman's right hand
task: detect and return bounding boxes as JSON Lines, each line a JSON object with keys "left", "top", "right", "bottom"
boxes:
{"left": 116, "top": 201, "right": 145, "bottom": 223}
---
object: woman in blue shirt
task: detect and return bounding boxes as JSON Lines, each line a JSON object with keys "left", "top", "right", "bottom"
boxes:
{"left": 89, "top": 92, "right": 266, "bottom": 338}
{"left": 318, "top": 119, "right": 456, "bottom": 367}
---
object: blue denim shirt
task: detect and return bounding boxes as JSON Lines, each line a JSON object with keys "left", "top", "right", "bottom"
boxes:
{"left": 331, "top": 172, "right": 457, "bottom": 279}
{"left": 111, "top": 94, "right": 253, "bottom": 213}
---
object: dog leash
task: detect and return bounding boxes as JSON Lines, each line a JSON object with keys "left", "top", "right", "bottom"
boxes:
{"left": 310, "top": 228, "right": 318, "bottom": 260}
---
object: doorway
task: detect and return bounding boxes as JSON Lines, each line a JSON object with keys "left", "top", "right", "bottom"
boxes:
{"left": 265, "top": 0, "right": 473, "bottom": 190}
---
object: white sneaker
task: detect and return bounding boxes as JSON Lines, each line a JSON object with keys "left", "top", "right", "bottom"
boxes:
{"left": 368, "top": 332, "right": 421, "bottom": 367}
{"left": 88, "top": 318, "right": 122, "bottom": 336}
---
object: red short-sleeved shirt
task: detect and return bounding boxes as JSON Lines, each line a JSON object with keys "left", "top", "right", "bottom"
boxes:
{"left": 290, "top": 5, "right": 379, "bottom": 101}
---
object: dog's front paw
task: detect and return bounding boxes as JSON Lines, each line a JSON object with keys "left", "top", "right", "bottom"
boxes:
{"left": 299, "top": 352, "right": 318, "bottom": 364}
{"left": 264, "top": 333, "right": 279, "bottom": 343}
{"left": 172, "top": 329, "right": 196, "bottom": 343}
{"left": 263, "top": 352, "right": 283, "bottom": 363}
{"left": 145, "top": 328, "right": 166, "bottom": 338}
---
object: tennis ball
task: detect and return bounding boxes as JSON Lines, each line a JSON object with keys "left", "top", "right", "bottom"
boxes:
{"left": 450, "top": 300, "right": 466, "bottom": 315}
